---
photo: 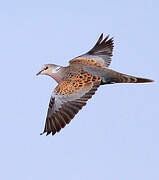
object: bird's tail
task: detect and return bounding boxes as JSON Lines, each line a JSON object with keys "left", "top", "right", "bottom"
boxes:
{"left": 114, "top": 73, "right": 153, "bottom": 83}
{"left": 101, "top": 69, "right": 154, "bottom": 84}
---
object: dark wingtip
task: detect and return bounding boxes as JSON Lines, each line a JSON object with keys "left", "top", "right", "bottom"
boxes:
{"left": 40, "top": 132, "right": 44, "bottom": 135}
{"left": 97, "top": 33, "right": 103, "bottom": 43}
{"left": 40, "top": 132, "right": 52, "bottom": 136}
{"left": 100, "top": 33, "right": 103, "bottom": 38}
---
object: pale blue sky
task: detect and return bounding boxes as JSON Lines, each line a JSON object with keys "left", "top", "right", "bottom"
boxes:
{"left": 0, "top": 1, "right": 158, "bottom": 180}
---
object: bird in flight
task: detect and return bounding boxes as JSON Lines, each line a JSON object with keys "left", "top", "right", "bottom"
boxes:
{"left": 37, "top": 33, "right": 153, "bottom": 136}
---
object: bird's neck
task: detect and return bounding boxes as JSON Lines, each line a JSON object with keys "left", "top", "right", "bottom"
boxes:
{"left": 50, "top": 73, "right": 62, "bottom": 83}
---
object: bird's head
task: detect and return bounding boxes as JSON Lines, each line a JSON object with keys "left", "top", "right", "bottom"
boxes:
{"left": 36, "top": 64, "right": 62, "bottom": 82}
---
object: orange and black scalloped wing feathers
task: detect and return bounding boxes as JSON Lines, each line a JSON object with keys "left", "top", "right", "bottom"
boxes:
{"left": 41, "top": 73, "right": 101, "bottom": 136}
{"left": 69, "top": 33, "right": 114, "bottom": 68}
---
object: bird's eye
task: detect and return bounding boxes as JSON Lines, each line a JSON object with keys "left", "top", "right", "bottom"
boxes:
{"left": 44, "top": 66, "right": 48, "bottom": 70}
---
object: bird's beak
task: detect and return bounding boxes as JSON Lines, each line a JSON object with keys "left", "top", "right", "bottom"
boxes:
{"left": 36, "top": 70, "right": 43, "bottom": 76}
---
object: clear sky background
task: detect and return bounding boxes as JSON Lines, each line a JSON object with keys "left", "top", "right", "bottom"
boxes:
{"left": 0, "top": 1, "right": 158, "bottom": 180}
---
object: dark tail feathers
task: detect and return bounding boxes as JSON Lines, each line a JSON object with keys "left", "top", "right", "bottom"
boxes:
{"left": 111, "top": 72, "right": 154, "bottom": 84}
{"left": 101, "top": 69, "right": 154, "bottom": 85}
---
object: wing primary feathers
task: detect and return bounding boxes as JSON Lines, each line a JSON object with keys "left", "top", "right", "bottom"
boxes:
{"left": 69, "top": 33, "right": 114, "bottom": 67}
{"left": 92, "top": 33, "right": 103, "bottom": 49}
{"left": 88, "top": 34, "right": 114, "bottom": 56}
{"left": 41, "top": 79, "right": 100, "bottom": 136}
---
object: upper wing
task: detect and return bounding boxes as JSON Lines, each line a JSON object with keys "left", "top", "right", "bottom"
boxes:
{"left": 69, "top": 33, "right": 114, "bottom": 68}
{"left": 41, "top": 73, "right": 101, "bottom": 136}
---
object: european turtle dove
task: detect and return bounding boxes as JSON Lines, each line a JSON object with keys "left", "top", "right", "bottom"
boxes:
{"left": 37, "top": 34, "right": 153, "bottom": 136}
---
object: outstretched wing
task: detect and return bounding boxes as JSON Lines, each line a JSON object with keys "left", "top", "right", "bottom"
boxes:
{"left": 69, "top": 33, "right": 114, "bottom": 68}
{"left": 41, "top": 73, "right": 101, "bottom": 136}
